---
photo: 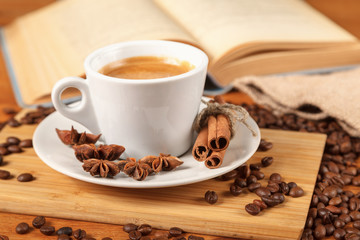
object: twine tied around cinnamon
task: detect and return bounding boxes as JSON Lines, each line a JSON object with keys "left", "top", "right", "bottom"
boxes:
{"left": 193, "top": 99, "right": 257, "bottom": 138}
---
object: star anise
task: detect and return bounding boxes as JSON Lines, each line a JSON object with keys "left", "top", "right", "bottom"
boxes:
{"left": 56, "top": 126, "right": 101, "bottom": 145}
{"left": 139, "top": 153, "right": 183, "bottom": 173}
{"left": 82, "top": 159, "right": 120, "bottom": 178}
{"left": 118, "top": 158, "right": 153, "bottom": 181}
{"left": 73, "top": 144, "right": 125, "bottom": 162}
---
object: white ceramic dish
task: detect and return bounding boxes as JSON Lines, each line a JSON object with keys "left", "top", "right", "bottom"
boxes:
{"left": 33, "top": 101, "right": 260, "bottom": 188}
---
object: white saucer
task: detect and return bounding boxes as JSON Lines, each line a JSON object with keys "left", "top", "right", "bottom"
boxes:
{"left": 33, "top": 101, "right": 261, "bottom": 188}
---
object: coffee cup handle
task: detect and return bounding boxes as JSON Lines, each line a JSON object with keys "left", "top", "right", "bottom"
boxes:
{"left": 51, "top": 77, "right": 101, "bottom": 134}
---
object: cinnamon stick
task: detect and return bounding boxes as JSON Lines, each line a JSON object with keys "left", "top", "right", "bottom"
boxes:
{"left": 204, "top": 150, "right": 226, "bottom": 169}
{"left": 207, "top": 99, "right": 231, "bottom": 152}
{"left": 192, "top": 127, "right": 212, "bottom": 161}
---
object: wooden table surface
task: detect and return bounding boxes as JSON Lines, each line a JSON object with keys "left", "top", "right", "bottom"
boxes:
{"left": 0, "top": 0, "right": 360, "bottom": 239}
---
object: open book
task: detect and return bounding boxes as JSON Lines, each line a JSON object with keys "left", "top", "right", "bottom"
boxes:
{"left": 2, "top": 0, "right": 360, "bottom": 106}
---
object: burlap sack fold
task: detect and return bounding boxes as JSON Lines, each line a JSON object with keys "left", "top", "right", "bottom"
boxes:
{"left": 233, "top": 67, "right": 360, "bottom": 137}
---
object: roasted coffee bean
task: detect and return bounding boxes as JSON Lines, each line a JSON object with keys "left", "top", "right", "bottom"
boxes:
{"left": 56, "top": 227, "right": 73, "bottom": 236}
{"left": 58, "top": 234, "right": 70, "bottom": 240}
{"left": 258, "top": 139, "right": 273, "bottom": 151}
{"left": 314, "top": 218, "right": 323, "bottom": 228}
{"left": 305, "top": 217, "right": 314, "bottom": 229}
{"left": 123, "top": 223, "right": 138, "bottom": 233}
{"left": 83, "top": 238, "right": 96, "bottom": 240}
{"left": 333, "top": 228, "right": 346, "bottom": 240}
{"left": 261, "top": 156, "right": 273, "bottom": 167}
{"left": 309, "top": 208, "right": 318, "bottom": 219}
{"left": 138, "top": 224, "right": 152, "bottom": 236}
{"left": 251, "top": 170, "right": 265, "bottom": 180}
{"left": 169, "top": 227, "right": 183, "bottom": 237}
{"left": 302, "top": 228, "right": 313, "bottom": 240}
{"left": 0, "top": 170, "right": 10, "bottom": 180}
{"left": 314, "top": 224, "right": 326, "bottom": 239}
{"left": 40, "top": 225, "right": 55, "bottom": 235}
{"left": 325, "top": 224, "right": 335, "bottom": 236}
{"left": 204, "top": 190, "right": 218, "bottom": 204}
{"left": 246, "top": 175, "right": 257, "bottom": 185}
{"left": 269, "top": 173, "right": 282, "bottom": 183}
{"left": 329, "top": 196, "right": 342, "bottom": 206}
{"left": 318, "top": 208, "right": 330, "bottom": 218}
{"left": 344, "top": 233, "right": 360, "bottom": 240}
{"left": 7, "top": 145, "right": 22, "bottom": 153}
{"left": 311, "top": 195, "right": 319, "bottom": 207}
{"left": 344, "top": 191, "right": 355, "bottom": 198}
{"left": 245, "top": 203, "right": 261, "bottom": 215}
{"left": 318, "top": 194, "right": 329, "bottom": 205}
{"left": 280, "top": 182, "right": 290, "bottom": 195}
{"left": 216, "top": 170, "right": 238, "bottom": 181}
{"left": 345, "top": 227, "right": 360, "bottom": 235}
{"left": 129, "top": 230, "right": 142, "bottom": 240}
{"left": 15, "top": 222, "right": 30, "bottom": 234}
{"left": 73, "top": 229, "right": 86, "bottom": 239}
{"left": 253, "top": 199, "right": 267, "bottom": 210}
{"left": 339, "top": 214, "right": 351, "bottom": 224}
{"left": 17, "top": 173, "right": 34, "bottom": 182}
{"left": 289, "top": 186, "right": 304, "bottom": 198}
{"left": 32, "top": 216, "right": 46, "bottom": 228}
{"left": 261, "top": 196, "right": 281, "bottom": 207}
{"left": 234, "top": 178, "right": 247, "bottom": 188}
{"left": 237, "top": 164, "right": 251, "bottom": 179}
{"left": 350, "top": 211, "right": 360, "bottom": 221}
{"left": 349, "top": 197, "right": 360, "bottom": 211}
{"left": 0, "top": 147, "right": 9, "bottom": 156}
{"left": 267, "top": 182, "right": 280, "bottom": 193}
{"left": 248, "top": 182, "right": 261, "bottom": 192}
{"left": 353, "top": 220, "right": 360, "bottom": 230}
{"left": 188, "top": 235, "right": 204, "bottom": 240}
{"left": 342, "top": 175, "right": 353, "bottom": 185}
{"left": 255, "top": 187, "right": 271, "bottom": 198}
{"left": 323, "top": 185, "right": 339, "bottom": 198}
{"left": 325, "top": 205, "right": 341, "bottom": 214}
{"left": 0, "top": 143, "right": 9, "bottom": 148}
{"left": 340, "top": 207, "right": 349, "bottom": 215}
{"left": 334, "top": 219, "right": 346, "bottom": 228}
{"left": 102, "top": 238, "right": 113, "bottom": 240}
{"left": 250, "top": 163, "right": 262, "bottom": 171}
{"left": 230, "top": 183, "right": 243, "bottom": 196}
{"left": 272, "top": 193, "right": 285, "bottom": 203}
{"left": 317, "top": 202, "right": 326, "bottom": 210}
{"left": 0, "top": 155, "right": 3, "bottom": 166}
{"left": 8, "top": 118, "right": 21, "bottom": 127}
{"left": 0, "top": 235, "right": 9, "bottom": 240}
{"left": 6, "top": 136, "right": 20, "bottom": 145}
{"left": 287, "top": 182, "right": 297, "bottom": 189}
{"left": 19, "top": 139, "right": 33, "bottom": 148}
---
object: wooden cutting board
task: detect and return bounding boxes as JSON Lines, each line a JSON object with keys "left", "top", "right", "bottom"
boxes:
{"left": 0, "top": 111, "right": 326, "bottom": 240}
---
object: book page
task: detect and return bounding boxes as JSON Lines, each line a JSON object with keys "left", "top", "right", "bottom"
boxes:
{"left": 155, "top": 0, "right": 357, "bottom": 62}
{"left": 4, "top": 0, "right": 196, "bottom": 105}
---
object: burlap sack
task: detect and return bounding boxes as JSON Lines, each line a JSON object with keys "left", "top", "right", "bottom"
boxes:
{"left": 233, "top": 67, "right": 360, "bottom": 137}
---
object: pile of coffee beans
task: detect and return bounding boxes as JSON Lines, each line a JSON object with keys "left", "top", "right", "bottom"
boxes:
{"left": 240, "top": 103, "right": 360, "bottom": 239}
{"left": 0, "top": 136, "right": 32, "bottom": 156}
{"left": 213, "top": 154, "right": 304, "bottom": 216}
{"left": 4, "top": 106, "right": 55, "bottom": 128}
{"left": 8, "top": 215, "right": 205, "bottom": 240}
{"left": 0, "top": 136, "right": 34, "bottom": 181}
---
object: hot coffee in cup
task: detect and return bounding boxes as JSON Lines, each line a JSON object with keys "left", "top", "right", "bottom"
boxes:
{"left": 52, "top": 40, "right": 208, "bottom": 159}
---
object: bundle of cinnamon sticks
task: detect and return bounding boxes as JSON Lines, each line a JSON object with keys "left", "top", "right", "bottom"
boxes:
{"left": 192, "top": 96, "right": 231, "bottom": 169}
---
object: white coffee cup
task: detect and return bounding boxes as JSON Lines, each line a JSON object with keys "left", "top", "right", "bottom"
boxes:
{"left": 51, "top": 40, "right": 208, "bottom": 159}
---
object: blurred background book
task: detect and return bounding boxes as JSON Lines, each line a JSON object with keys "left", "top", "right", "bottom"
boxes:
{"left": 1, "top": 0, "right": 360, "bottom": 107}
